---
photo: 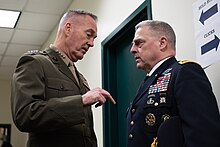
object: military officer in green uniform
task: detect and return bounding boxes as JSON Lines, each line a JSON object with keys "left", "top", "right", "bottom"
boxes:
{"left": 126, "top": 20, "right": 220, "bottom": 147}
{"left": 11, "top": 9, "right": 116, "bottom": 147}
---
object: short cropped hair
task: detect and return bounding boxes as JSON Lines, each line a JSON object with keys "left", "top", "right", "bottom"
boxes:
{"left": 135, "top": 20, "right": 176, "bottom": 49}
{"left": 58, "top": 9, "right": 97, "bottom": 30}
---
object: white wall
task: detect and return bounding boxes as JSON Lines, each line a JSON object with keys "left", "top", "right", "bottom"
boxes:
{"left": 5, "top": 0, "right": 220, "bottom": 147}
{"left": 152, "top": 1, "right": 197, "bottom": 60}
{"left": 0, "top": 80, "right": 27, "bottom": 147}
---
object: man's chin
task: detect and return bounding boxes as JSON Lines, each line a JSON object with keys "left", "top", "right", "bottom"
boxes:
{"left": 77, "top": 54, "right": 84, "bottom": 60}
{"left": 136, "top": 63, "right": 144, "bottom": 70}
{"left": 136, "top": 64, "right": 142, "bottom": 69}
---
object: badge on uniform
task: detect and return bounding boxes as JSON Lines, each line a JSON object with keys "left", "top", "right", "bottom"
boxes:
{"left": 161, "top": 114, "right": 170, "bottom": 122}
{"left": 147, "top": 94, "right": 156, "bottom": 105}
{"left": 159, "top": 93, "right": 166, "bottom": 104}
{"left": 145, "top": 113, "right": 156, "bottom": 126}
{"left": 163, "top": 68, "right": 172, "bottom": 74}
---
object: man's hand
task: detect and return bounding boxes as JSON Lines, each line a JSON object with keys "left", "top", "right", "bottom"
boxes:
{"left": 82, "top": 87, "right": 116, "bottom": 107}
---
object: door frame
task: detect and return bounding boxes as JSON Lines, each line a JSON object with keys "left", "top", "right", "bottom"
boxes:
{"left": 101, "top": 1, "right": 152, "bottom": 147}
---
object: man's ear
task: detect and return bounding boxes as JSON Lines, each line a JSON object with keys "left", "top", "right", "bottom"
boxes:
{"left": 159, "top": 36, "right": 168, "bottom": 51}
{"left": 64, "top": 22, "right": 71, "bottom": 35}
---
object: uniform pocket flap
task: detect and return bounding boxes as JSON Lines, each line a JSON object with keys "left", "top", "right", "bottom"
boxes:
{"left": 47, "top": 78, "right": 74, "bottom": 91}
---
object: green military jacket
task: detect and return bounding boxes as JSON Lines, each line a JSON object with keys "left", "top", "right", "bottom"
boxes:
{"left": 11, "top": 48, "right": 97, "bottom": 147}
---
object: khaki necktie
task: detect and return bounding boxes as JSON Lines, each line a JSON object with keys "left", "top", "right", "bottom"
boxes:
{"left": 68, "top": 62, "right": 79, "bottom": 85}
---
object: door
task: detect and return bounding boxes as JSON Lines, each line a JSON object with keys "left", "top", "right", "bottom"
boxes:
{"left": 102, "top": 1, "right": 152, "bottom": 147}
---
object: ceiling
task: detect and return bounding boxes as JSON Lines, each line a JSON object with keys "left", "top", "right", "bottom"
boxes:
{"left": 0, "top": 0, "right": 73, "bottom": 80}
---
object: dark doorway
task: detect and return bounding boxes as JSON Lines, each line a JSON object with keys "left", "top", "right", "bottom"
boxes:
{"left": 101, "top": 1, "right": 152, "bottom": 147}
{"left": 0, "top": 124, "right": 12, "bottom": 146}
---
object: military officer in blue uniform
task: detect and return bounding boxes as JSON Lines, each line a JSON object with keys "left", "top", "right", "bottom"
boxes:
{"left": 126, "top": 20, "right": 220, "bottom": 147}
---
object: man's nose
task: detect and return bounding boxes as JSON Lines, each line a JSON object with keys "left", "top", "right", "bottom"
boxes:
{"left": 130, "top": 45, "right": 137, "bottom": 53}
{"left": 88, "top": 38, "right": 94, "bottom": 47}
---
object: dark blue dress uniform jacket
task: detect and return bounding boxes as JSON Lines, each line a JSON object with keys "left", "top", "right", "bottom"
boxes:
{"left": 126, "top": 57, "right": 220, "bottom": 147}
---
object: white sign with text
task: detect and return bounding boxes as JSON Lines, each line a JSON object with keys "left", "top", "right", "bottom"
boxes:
{"left": 193, "top": 0, "right": 220, "bottom": 68}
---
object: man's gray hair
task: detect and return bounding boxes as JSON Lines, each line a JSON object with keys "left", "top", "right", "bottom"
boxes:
{"left": 58, "top": 9, "right": 97, "bottom": 30}
{"left": 136, "top": 20, "right": 176, "bottom": 49}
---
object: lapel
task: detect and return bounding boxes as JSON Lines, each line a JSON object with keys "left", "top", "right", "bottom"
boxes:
{"left": 45, "top": 48, "right": 80, "bottom": 86}
{"left": 77, "top": 72, "right": 90, "bottom": 90}
{"left": 132, "top": 57, "right": 177, "bottom": 105}
{"left": 74, "top": 67, "right": 90, "bottom": 90}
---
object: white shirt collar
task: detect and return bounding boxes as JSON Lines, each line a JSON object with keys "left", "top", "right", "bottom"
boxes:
{"left": 148, "top": 57, "right": 172, "bottom": 76}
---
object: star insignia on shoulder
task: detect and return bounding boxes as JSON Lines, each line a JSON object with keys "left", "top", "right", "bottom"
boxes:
{"left": 26, "top": 50, "right": 39, "bottom": 55}
{"left": 26, "top": 50, "right": 47, "bottom": 56}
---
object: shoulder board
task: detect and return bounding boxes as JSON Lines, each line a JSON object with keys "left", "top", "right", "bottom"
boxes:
{"left": 178, "top": 60, "right": 198, "bottom": 65}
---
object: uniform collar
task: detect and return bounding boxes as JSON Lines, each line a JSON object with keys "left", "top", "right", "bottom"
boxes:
{"left": 148, "top": 56, "right": 173, "bottom": 76}
{"left": 49, "top": 44, "right": 74, "bottom": 67}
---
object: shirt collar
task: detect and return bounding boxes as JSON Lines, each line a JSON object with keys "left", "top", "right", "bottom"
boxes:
{"left": 148, "top": 57, "right": 172, "bottom": 76}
